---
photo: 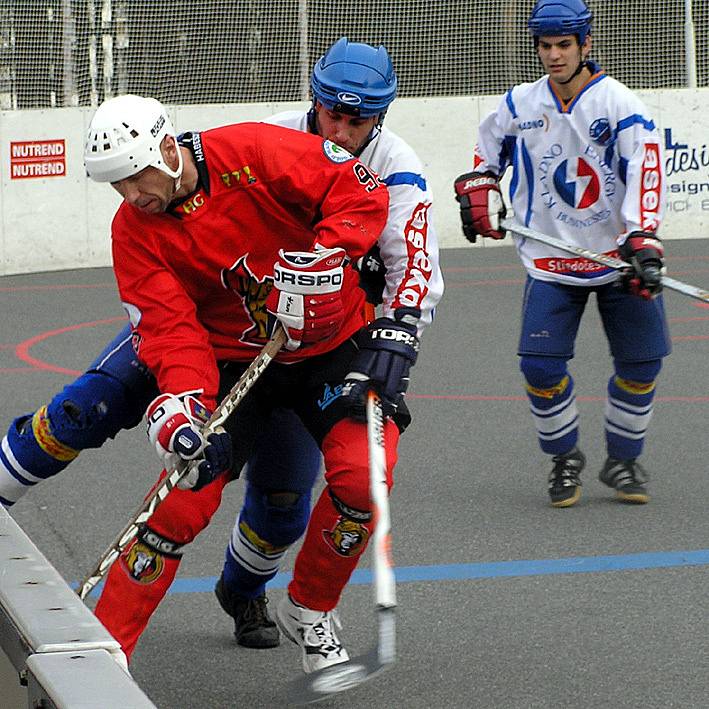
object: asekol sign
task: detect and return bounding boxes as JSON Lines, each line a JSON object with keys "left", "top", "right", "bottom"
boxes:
{"left": 10, "top": 139, "right": 66, "bottom": 179}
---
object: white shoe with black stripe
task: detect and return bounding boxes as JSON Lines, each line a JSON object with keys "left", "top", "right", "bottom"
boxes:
{"left": 276, "top": 594, "right": 350, "bottom": 674}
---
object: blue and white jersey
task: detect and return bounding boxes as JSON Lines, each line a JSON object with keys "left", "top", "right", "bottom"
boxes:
{"left": 475, "top": 65, "right": 665, "bottom": 286}
{"left": 266, "top": 110, "right": 444, "bottom": 334}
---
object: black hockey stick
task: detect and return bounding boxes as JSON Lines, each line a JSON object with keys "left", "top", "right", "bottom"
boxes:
{"left": 288, "top": 390, "right": 396, "bottom": 705}
{"left": 77, "top": 327, "right": 287, "bottom": 601}
{"left": 500, "top": 218, "right": 709, "bottom": 303}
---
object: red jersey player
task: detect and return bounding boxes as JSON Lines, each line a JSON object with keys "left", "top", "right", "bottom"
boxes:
{"left": 84, "top": 94, "right": 413, "bottom": 675}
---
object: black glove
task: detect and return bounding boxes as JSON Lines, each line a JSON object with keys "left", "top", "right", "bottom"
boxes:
{"left": 618, "top": 231, "right": 664, "bottom": 299}
{"left": 343, "top": 308, "right": 420, "bottom": 419}
{"left": 356, "top": 243, "right": 386, "bottom": 306}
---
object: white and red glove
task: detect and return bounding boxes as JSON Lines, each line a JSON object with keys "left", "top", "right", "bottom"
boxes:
{"left": 618, "top": 231, "right": 665, "bottom": 300}
{"left": 146, "top": 393, "right": 232, "bottom": 490}
{"left": 266, "top": 247, "right": 347, "bottom": 351}
{"left": 453, "top": 171, "right": 506, "bottom": 243}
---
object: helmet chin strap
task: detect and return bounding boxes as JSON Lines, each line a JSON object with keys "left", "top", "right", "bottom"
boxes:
{"left": 558, "top": 58, "right": 588, "bottom": 85}
{"left": 157, "top": 136, "right": 184, "bottom": 193}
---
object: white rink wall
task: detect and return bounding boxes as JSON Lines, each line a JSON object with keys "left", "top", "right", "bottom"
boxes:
{"left": 1, "top": 88, "right": 709, "bottom": 276}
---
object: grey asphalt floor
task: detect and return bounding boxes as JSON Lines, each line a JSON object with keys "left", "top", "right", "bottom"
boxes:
{"left": 2, "top": 240, "right": 709, "bottom": 708}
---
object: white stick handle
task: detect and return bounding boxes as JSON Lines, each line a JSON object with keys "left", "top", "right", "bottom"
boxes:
{"left": 500, "top": 218, "right": 709, "bottom": 304}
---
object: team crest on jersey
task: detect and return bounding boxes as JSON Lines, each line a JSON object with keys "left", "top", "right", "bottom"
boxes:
{"left": 323, "top": 517, "right": 370, "bottom": 557}
{"left": 553, "top": 157, "right": 600, "bottom": 209}
{"left": 323, "top": 140, "right": 354, "bottom": 163}
{"left": 589, "top": 118, "right": 613, "bottom": 146}
{"left": 221, "top": 255, "right": 273, "bottom": 344}
{"left": 121, "top": 540, "right": 164, "bottom": 584}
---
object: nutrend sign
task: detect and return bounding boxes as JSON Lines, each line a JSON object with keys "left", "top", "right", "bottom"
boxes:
{"left": 10, "top": 139, "right": 66, "bottom": 179}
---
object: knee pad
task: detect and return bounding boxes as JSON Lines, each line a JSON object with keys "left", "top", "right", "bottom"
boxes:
{"left": 44, "top": 370, "right": 151, "bottom": 451}
{"left": 239, "top": 483, "right": 310, "bottom": 548}
{"left": 520, "top": 354, "right": 568, "bottom": 391}
{"left": 321, "top": 418, "right": 397, "bottom": 512}
{"left": 614, "top": 359, "right": 662, "bottom": 386}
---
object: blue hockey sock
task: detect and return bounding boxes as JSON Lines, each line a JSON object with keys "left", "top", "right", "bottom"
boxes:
{"left": 520, "top": 356, "right": 579, "bottom": 456}
{"left": 605, "top": 360, "right": 661, "bottom": 460}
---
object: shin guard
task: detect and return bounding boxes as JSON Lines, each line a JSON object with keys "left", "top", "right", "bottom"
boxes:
{"left": 94, "top": 526, "right": 183, "bottom": 661}
{"left": 520, "top": 355, "right": 579, "bottom": 455}
{"left": 288, "top": 418, "right": 398, "bottom": 611}
{"left": 605, "top": 359, "right": 662, "bottom": 460}
{"left": 94, "top": 470, "right": 229, "bottom": 658}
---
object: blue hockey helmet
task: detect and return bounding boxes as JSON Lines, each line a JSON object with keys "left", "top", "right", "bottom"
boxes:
{"left": 311, "top": 37, "right": 397, "bottom": 118}
{"left": 528, "top": 0, "right": 593, "bottom": 45}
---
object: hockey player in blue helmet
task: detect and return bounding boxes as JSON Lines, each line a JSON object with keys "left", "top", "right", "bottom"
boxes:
{"left": 528, "top": 0, "right": 593, "bottom": 86}
{"left": 307, "top": 37, "right": 397, "bottom": 155}
{"left": 455, "top": 0, "right": 669, "bottom": 508}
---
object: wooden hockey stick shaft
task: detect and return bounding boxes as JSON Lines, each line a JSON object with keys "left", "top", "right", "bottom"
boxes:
{"left": 500, "top": 218, "right": 709, "bottom": 304}
{"left": 77, "top": 327, "right": 287, "bottom": 600}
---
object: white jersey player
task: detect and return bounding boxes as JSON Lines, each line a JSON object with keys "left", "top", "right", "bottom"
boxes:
{"left": 214, "top": 36, "right": 443, "bottom": 667}
{"left": 454, "top": 0, "right": 670, "bottom": 507}
{"left": 266, "top": 111, "right": 442, "bottom": 333}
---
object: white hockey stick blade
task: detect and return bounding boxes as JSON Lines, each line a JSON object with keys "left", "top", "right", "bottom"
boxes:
{"left": 500, "top": 218, "right": 709, "bottom": 304}
{"left": 287, "top": 391, "right": 396, "bottom": 705}
{"left": 288, "top": 609, "right": 396, "bottom": 705}
{"left": 77, "top": 327, "right": 287, "bottom": 601}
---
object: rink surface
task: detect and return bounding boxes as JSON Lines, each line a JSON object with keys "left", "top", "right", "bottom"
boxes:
{"left": 2, "top": 241, "right": 709, "bottom": 709}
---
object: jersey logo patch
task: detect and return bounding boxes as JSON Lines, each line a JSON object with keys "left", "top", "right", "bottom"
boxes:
{"left": 589, "top": 117, "right": 613, "bottom": 146}
{"left": 121, "top": 540, "right": 164, "bottom": 584}
{"left": 322, "top": 518, "right": 370, "bottom": 557}
{"left": 323, "top": 140, "right": 354, "bottom": 163}
{"left": 553, "top": 157, "right": 600, "bottom": 209}
{"left": 221, "top": 255, "right": 273, "bottom": 344}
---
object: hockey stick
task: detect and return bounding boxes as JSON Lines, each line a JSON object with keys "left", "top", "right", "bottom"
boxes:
{"left": 289, "top": 390, "right": 396, "bottom": 704}
{"left": 500, "top": 218, "right": 709, "bottom": 303}
{"left": 77, "top": 326, "right": 287, "bottom": 601}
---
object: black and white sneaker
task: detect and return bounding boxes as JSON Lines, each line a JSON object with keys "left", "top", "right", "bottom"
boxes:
{"left": 548, "top": 447, "right": 585, "bottom": 507}
{"left": 214, "top": 574, "right": 280, "bottom": 648}
{"left": 599, "top": 457, "right": 650, "bottom": 504}
{"left": 276, "top": 594, "right": 349, "bottom": 674}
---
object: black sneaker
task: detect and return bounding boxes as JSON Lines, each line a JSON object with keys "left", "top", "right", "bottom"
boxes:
{"left": 214, "top": 574, "right": 280, "bottom": 648}
{"left": 599, "top": 458, "right": 650, "bottom": 504}
{"left": 548, "top": 447, "right": 585, "bottom": 507}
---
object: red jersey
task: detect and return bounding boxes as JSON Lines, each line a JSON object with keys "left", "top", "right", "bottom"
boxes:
{"left": 111, "top": 122, "right": 389, "bottom": 406}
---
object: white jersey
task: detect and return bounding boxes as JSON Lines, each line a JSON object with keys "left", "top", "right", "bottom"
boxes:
{"left": 475, "top": 64, "right": 665, "bottom": 286}
{"left": 266, "top": 110, "right": 444, "bottom": 334}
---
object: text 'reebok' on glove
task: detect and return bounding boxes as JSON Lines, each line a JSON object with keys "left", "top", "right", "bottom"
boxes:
{"left": 146, "top": 393, "right": 233, "bottom": 491}
{"left": 453, "top": 171, "right": 506, "bottom": 243}
{"left": 618, "top": 231, "right": 665, "bottom": 300}
{"left": 267, "top": 247, "right": 347, "bottom": 351}
{"left": 343, "top": 308, "right": 420, "bottom": 420}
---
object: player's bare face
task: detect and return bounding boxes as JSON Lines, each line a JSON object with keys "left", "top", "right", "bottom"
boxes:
{"left": 315, "top": 103, "right": 378, "bottom": 155}
{"left": 111, "top": 167, "right": 174, "bottom": 214}
{"left": 537, "top": 35, "right": 588, "bottom": 88}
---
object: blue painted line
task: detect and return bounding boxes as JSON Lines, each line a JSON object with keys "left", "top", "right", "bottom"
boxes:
{"left": 75, "top": 549, "right": 709, "bottom": 596}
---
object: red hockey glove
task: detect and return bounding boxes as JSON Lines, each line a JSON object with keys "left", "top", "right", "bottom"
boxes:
{"left": 618, "top": 232, "right": 665, "bottom": 300}
{"left": 267, "top": 247, "right": 347, "bottom": 351}
{"left": 146, "top": 393, "right": 233, "bottom": 491}
{"left": 453, "top": 171, "right": 506, "bottom": 243}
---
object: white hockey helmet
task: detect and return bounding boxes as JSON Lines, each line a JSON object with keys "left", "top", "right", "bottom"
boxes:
{"left": 84, "top": 94, "right": 183, "bottom": 184}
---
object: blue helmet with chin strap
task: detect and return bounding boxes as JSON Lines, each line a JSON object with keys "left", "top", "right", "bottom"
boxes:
{"left": 311, "top": 37, "right": 397, "bottom": 119}
{"left": 528, "top": 0, "right": 593, "bottom": 45}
